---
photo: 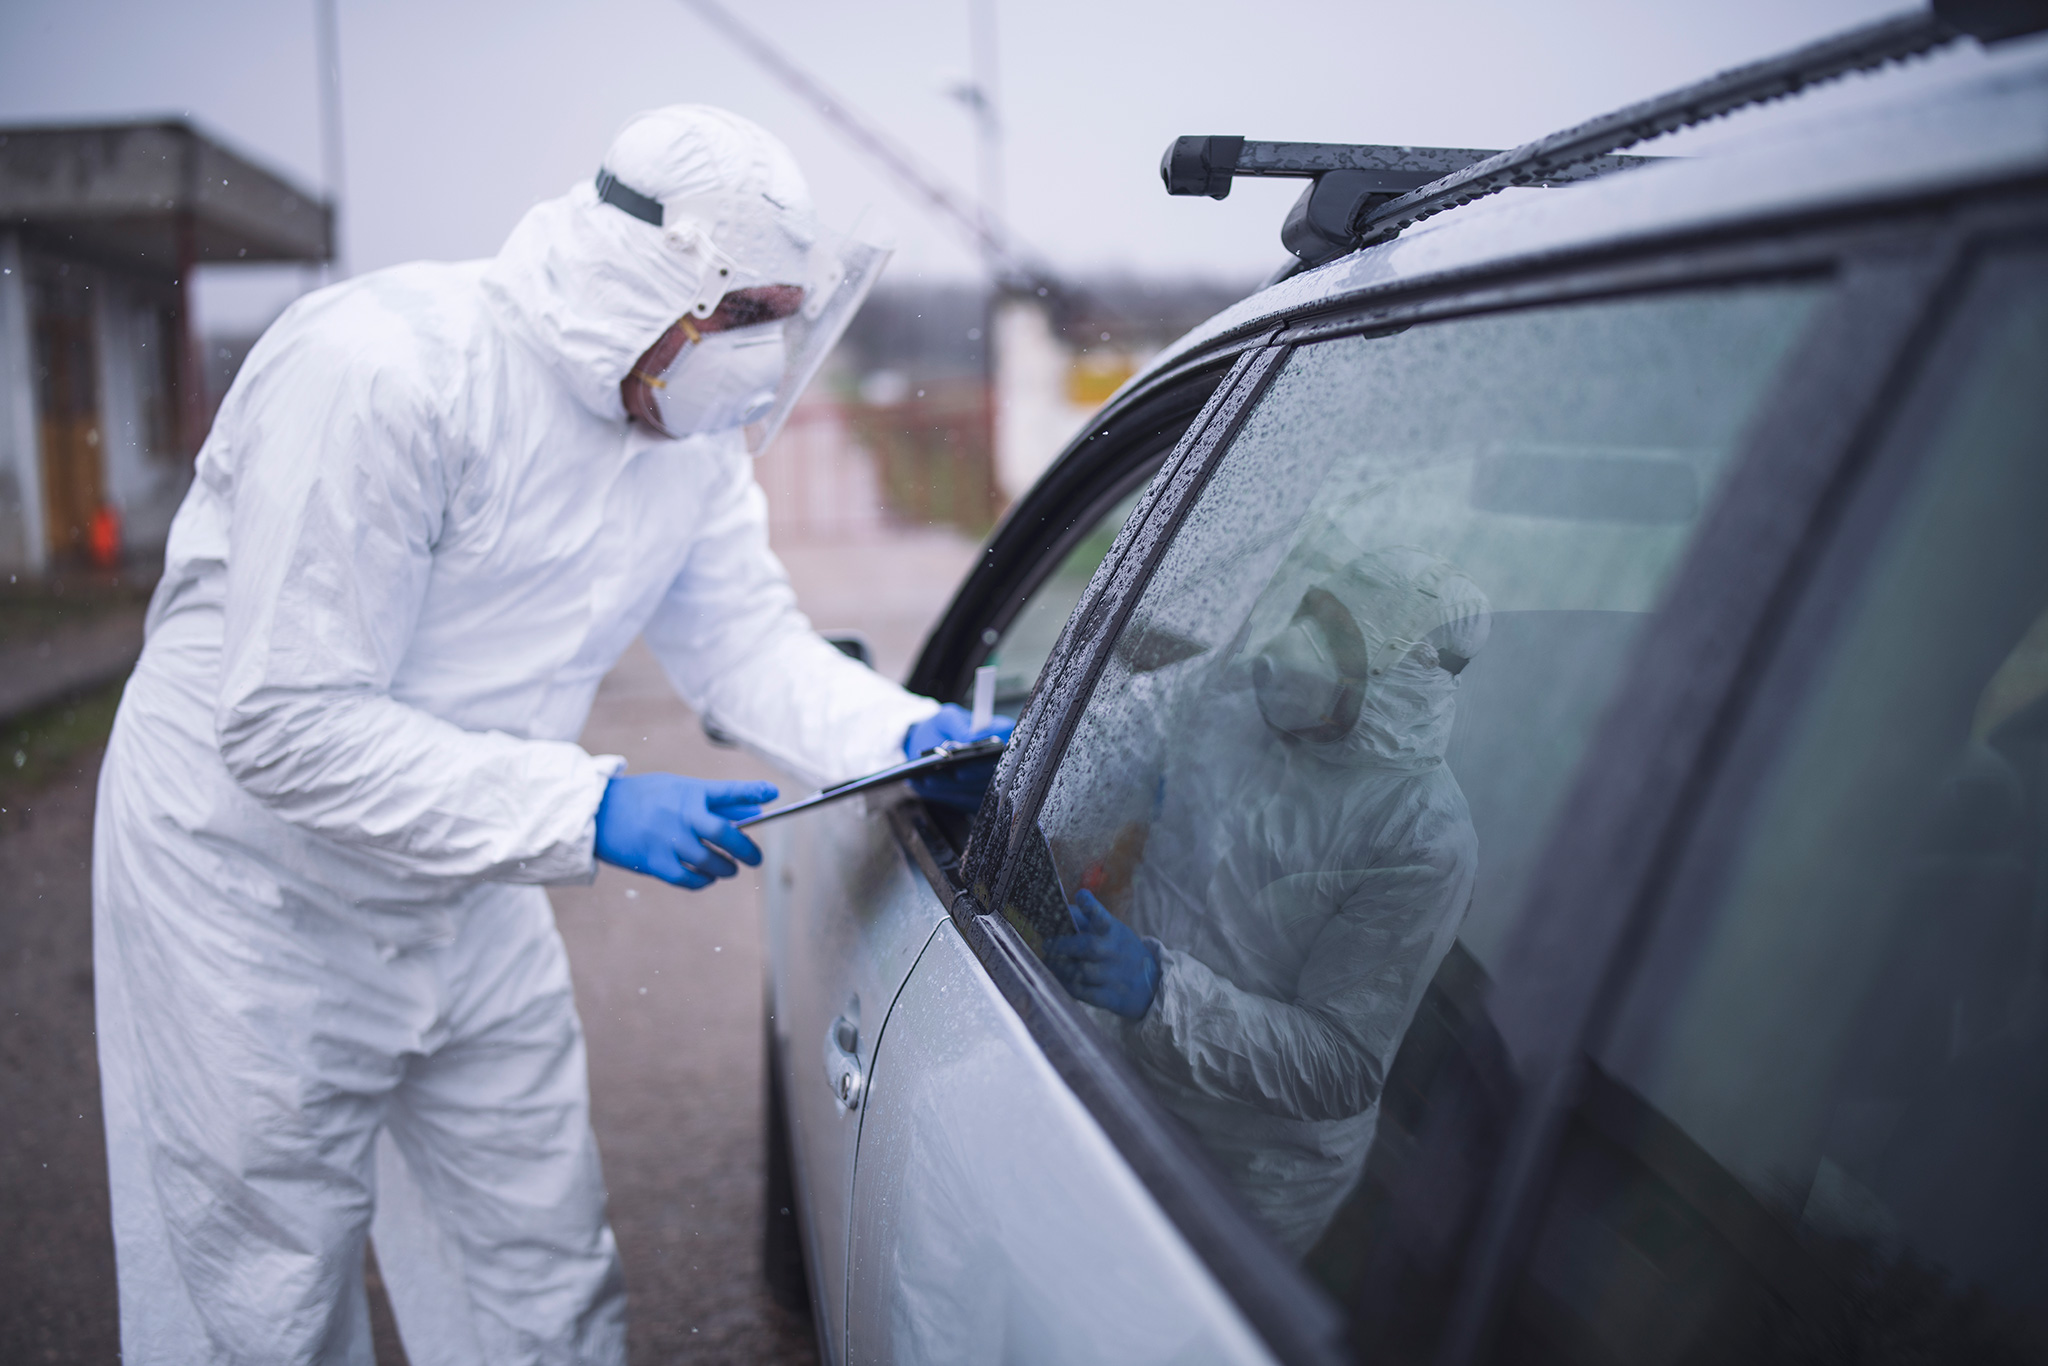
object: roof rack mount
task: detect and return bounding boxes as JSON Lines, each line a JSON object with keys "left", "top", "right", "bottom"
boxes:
{"left": 1164, "top": 0, "right": 2048, "bottom": 268}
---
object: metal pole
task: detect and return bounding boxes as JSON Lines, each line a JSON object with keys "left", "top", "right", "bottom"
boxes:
{"left": 967, "top": 0, "right": 1005, "bottom": 508}
{"left": 174, "top": 214, "right": 206, "bottom": 457}
{"left": 967, "top": 0, "right": 1004, "bottom": 284}
{"left": 314, "top": 0, "right": 348, "bottom": 280}
{"left": 173, "top": 128, "right": 206, "bottom": 458}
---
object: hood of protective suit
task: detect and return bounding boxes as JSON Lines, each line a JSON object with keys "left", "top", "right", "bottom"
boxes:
{"left": 1248, "top": 541, "right": 1490, "bottom": 770}
{"left": 481, "top": 105, "right": 819, "bottom": 422}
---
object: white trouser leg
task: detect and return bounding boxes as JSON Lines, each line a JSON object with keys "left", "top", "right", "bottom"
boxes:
{"left": 94, "top": 771, "right": 384, "bottom": 1364}
{"left": 369, "top": 1132, "right": 483, "bottom": 1366}
{"left": 99, "top": 894, "right": 363, "bottom": 1365}
{"left": 370, "top": 886, "right": 626, "bottom": 1366}
{"left": 95, "top": 750, "right": 621, "bottom": 1363}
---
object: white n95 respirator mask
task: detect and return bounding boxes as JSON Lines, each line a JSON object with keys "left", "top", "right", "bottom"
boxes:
{"left": 1251, "top": 588, "right": 1371, "bottom": 743}
{"left": 640, "top": 319, "right": 788, "bottom": 439}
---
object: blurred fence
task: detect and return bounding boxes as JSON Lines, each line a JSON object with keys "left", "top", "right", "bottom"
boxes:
{"left": 755, "top": 399, "right": 892, "bottom": 543}
{"left": 761, "top": 382, "right": 999, "bottom": 543}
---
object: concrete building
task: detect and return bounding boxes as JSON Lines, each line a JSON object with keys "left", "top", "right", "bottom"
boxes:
{"left": 0, "top": 119, "right": 330, "bottom": 577}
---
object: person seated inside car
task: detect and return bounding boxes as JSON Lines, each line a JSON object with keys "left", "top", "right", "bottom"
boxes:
{"left": 1045, "top": 536, "right": 1490, "bottom": 1254}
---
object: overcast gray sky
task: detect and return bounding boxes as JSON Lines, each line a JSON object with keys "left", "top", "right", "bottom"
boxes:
{"left": 3, "top": 0, "right": 1932, "bottom": 333}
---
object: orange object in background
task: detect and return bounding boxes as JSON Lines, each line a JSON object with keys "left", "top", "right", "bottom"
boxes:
{"left": 87, "top": 502, "right": 122, "bottom": 570}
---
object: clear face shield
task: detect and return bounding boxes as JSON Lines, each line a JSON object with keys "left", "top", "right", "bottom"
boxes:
{"left": 637, "top": 223, "right": 891, "bottom": 450}
{"left": 740, "top": 225, "right": 892, "bottom": 454}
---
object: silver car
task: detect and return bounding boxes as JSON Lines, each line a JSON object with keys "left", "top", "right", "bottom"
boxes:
{"left": 762, "top": 9, "right": 2048, "bottom": 1362}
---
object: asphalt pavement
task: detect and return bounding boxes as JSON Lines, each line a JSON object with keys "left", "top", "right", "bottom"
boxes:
{"left": 0, "top": 525, "right": 978, "bottom": 1365}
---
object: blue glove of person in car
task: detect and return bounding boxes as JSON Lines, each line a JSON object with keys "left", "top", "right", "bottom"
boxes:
{"left": 594, "top": 773, "right": 779, "bottom": 889}
{"left": 1043, "top": 890, "right": 1161, "bottom": 1020}
{"left": 903, "top": 704, "right": 1014, "bottom": 811}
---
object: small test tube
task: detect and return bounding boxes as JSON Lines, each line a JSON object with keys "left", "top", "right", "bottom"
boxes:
{"left": 971, "top": 665, "right": 997, "bottom": 734}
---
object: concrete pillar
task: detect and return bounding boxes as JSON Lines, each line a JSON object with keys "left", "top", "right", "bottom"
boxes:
{"left": 173, "top": 211, "right": 204, "bottom": 457}
{"left": 94, "top": 274, "right": 145, "bottom": 561}
{"left": 0, "top": 233, "right": 45, "bottom": 577}
{"left": 93, "top": 279, "right": 186, "bottom": 560}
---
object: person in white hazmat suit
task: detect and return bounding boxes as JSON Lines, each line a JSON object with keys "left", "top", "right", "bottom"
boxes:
{"left": 1045, "top": 542, "right": 1488, "bottom": 1254}
{"left": 92, "top": 106, "right": 1004, "bottom": 1364}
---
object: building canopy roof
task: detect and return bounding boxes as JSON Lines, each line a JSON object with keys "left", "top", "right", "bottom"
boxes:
{"left": 0, "top": 119, "right": 331, "bottom": 273}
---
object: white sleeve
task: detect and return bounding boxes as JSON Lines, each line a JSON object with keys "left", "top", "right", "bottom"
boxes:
{"left": 1123, "top": 835, "right": 1474, "bottom": 1123}
{"left": 640, "top": 452, "right": 939, "bottom": 790}
{"left": 213, "top": 349, "right": 617, "bottom": 887}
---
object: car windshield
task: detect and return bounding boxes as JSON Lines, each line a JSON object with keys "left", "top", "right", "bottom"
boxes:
{"left": 1016, "top": 279, "right": 1827, "bottom": 1278}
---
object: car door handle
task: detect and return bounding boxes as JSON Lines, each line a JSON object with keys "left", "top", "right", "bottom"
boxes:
{"left": 824, "top": 1013, "right": 862, "bottom": 1112}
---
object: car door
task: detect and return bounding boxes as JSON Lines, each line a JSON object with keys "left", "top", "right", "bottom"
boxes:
{"left": 762, "top": 763, "right": 951, "bottom": 1364}
{"left": 841, "top": 360, "right": 1293, "bottom": 1366}
{"left": 851, "top": 202, "right": 1979, "bottom": 1364}
{"left": 764, "top": 359, "right": 1230, "bottom": 1363}
{"left": 1461, "top": 237, "right": 2048, "bottom": 1363}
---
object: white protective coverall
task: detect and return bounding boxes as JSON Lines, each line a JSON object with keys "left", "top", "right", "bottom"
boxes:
{"left": 92, "top": 106, "right": 937, "bottom": 1364}
{"left": 1111, "top": 545, "right": 1488, "bottom": 1254}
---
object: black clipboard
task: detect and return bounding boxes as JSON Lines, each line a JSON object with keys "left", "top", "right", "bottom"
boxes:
{"left": 735, "top": 736, "right": 1006, "bottom": 829}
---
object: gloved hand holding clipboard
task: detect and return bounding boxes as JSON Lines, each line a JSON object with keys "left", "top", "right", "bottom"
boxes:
{"left": 736, "top": 736, "right": 1008, "bottom": 828}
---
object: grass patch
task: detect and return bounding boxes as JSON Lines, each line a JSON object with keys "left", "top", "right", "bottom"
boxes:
{"left": 1, "top": 676, "right": 127, "bottom": 805}
{"left": 0, "top": 572, "right": 155, "bottom": 647}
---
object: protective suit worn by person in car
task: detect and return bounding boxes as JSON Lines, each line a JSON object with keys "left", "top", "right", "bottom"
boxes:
{"left": 92, "top": 106, "right": 943, "bottom": 1366}
{"left": 1047, "top": 542, "right": 1488, "bottom": 1254}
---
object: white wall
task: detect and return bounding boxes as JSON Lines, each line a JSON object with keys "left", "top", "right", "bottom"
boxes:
{"left": 992, "top": 295, "right": 1091, "bottom": 505}
{"left": 0, "top": 233, "right": 44, "bottom": 577}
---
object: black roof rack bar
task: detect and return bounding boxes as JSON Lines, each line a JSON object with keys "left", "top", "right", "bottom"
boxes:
{"left": 1161, "top": 137, "right": 1658, "bottom": 263}
{"left": 1161, "top": 140, "right": 1499, "bottom": 199}
{"left": 1160, "top": 138, "right": 1650, "bottom": 201}
{"left": 1238, "top": 140, "right": 1500, "bottom": 187}
{"left": 1353, "top": 1, "right": 2042, "bottom": 248}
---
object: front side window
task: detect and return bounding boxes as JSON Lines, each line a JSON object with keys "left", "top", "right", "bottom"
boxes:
{"left": 1506, "top": 255, "right": 2048, "bottom": 1363}
{"left": 978, "top": 486, "right": 1146, "bottom": 716}
{"left": 1006, "top": 280, "right": 1827, "bottom": 1327}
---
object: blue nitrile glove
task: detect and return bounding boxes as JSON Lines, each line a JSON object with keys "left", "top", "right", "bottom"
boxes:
{"left": 1043, "top": 890, "right": 1161, "bottom": 1020}
{"left": 594, "top": 774, "right": 779, "bottom": 889}
{"left": 903, "top": 703, "right": 1015, "bottom": 811}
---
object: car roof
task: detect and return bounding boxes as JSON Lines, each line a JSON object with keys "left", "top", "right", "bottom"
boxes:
{"left": 1142, "top": 33, "right": 2048, "bottom": 382}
